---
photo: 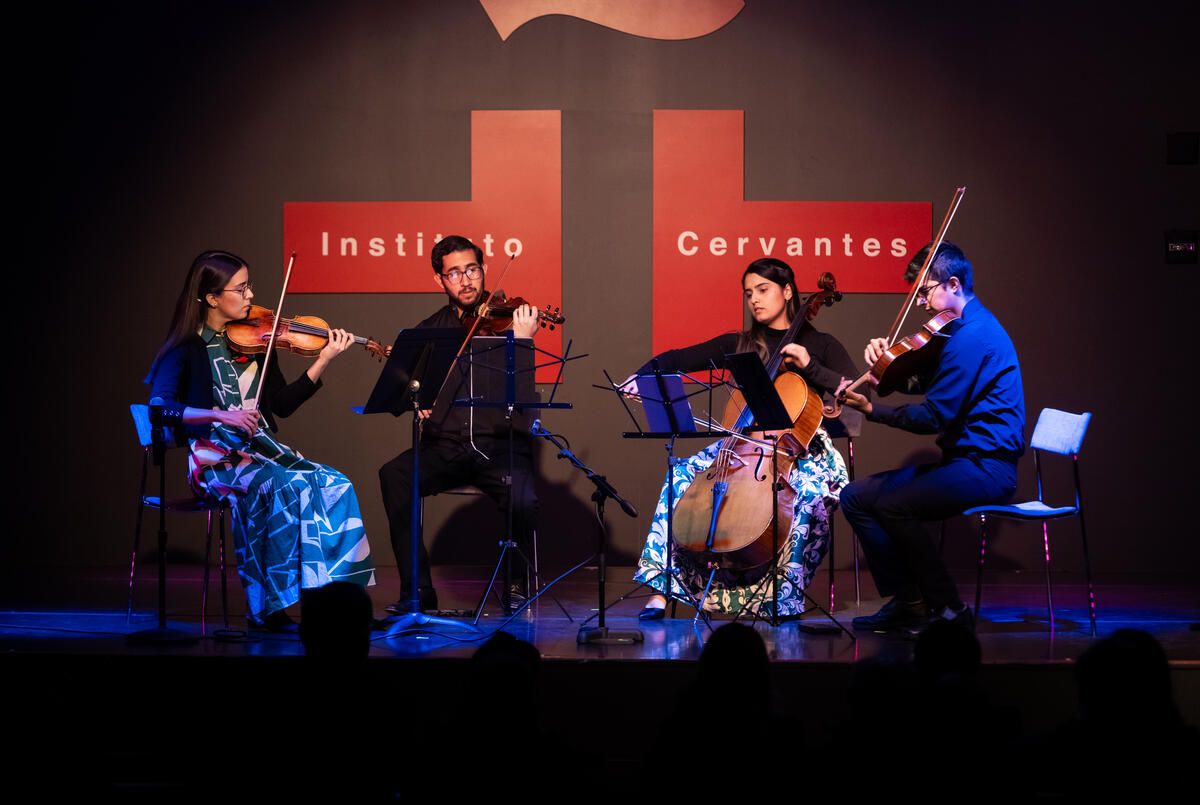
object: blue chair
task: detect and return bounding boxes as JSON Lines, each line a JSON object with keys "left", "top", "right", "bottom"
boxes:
{"left": 964, "top": 408, "right": 1096, "bottom": 635}
{"left": 127, "top": 404, "right": 230, "bottom": 634}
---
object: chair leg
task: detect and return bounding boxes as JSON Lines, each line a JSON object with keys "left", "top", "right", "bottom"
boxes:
{"left": 852, "top": 533, "right": 861, "bottom": 608}
{"left": 1041, "top": 520, "right": 1054, "bottom": 629}
{"left": 1078, "top": 511, "right": 1098, "bottom": 637}
{"left": 127, "top": 453, "right": 150, "bottom": 623}
{"left": 828, "top": 517, "right": 836, "bottom": 611}
{"left": 218, "top": 503, "right": 230, "bottom": 630}
{"left": 201, "top": 508, "right": 214, "bottom": 635}
{"left": 973, "top": 514, "right": 987, "bottom": 620}
{"left": 846, "top": 436, "right": 860, "bottom": 607}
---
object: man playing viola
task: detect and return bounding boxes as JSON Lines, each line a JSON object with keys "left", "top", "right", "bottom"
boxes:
{"left": 378, "top": 235, "right": 540, "bottom": 615}
{"left": 836, "top": 242, "right": 1025, "bottom": 634}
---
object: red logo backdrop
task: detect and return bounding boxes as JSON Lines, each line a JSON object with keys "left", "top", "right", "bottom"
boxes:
{"left": 284, "top": 110, "right": 563, "bottom": 380}
{"left": 652, "top": 110, "right": 930, "bottom": 354}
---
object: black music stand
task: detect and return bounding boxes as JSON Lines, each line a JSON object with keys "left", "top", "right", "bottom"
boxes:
{"left": 587, "top": 362, "right": 718, "bottom": 628}
{"left": 449, "top": 331, "right": 577, "bottom": 624}
{"left": 722, "top": 353, "right": 853, "bottom": 639}
{"left": 359, "top": 327, "right": 479, "bottom": 636}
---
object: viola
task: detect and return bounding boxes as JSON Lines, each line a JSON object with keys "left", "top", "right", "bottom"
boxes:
{"left": 460, "top": 290, "right": 564, "bottom": 335}
{"left": 825, "top": 187, "right": 966, "bottom": 418}
{"left": 226, "top": 305, "right": 390, "bottom": 361}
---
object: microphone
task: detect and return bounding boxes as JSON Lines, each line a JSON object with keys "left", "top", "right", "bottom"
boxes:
{"left": 529, "top": 418, "right": 545, "bottom": 436}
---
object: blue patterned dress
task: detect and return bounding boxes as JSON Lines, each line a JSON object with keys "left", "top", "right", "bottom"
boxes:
{"left": 633, "top": 429, "right": 847, "bottom": 617}
{"left": 187, "top": 327, "right": 374, "bottom": 620}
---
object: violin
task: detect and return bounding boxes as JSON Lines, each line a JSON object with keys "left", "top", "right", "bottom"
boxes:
{"left": 461, "top": 290, "right": 565, "bottom": 335}
{"left": 671, "top": 272, "right": 843, "bottom": 572}
{"left": 825, "top": 187, "right": 966, "bottom": 418}
{"left": 226, "top": 305, "right": 390, "bottom": 361}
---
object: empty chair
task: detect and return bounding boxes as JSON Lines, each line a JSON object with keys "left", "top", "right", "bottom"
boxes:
{"left": 964, "top": 408, "right": 1096, "bottom": 635}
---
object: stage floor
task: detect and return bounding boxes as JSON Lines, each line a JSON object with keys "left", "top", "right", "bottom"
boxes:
{"left": 4, "top": 566, "right": 1197, "bottom": 798}
{"left": 2, "top": 565, "right": 1197, "bottom": 665}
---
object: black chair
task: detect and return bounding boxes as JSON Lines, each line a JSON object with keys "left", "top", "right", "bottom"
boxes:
{"left": 424, "top": 485, "right": 540, "bottom": 606}
{"left": 127, "top": 404, "right": 230, "bottom": 634}
{"left": 963, "top": 408, "right": 1096, "bottom": 635}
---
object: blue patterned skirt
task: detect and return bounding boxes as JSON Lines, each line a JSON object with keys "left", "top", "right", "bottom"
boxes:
{"left": 633, "top": 429, "right": 846, "bottom": 617}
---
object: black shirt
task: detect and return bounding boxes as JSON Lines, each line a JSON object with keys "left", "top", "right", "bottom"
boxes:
{"left": 415, "top": 304, "right": 534, "bottom": 442}
{"left": 637, "top": 322, "right": 859, "bottom": 400}
{"left": 146, "top": 334, "right": 321, "bottom": 441}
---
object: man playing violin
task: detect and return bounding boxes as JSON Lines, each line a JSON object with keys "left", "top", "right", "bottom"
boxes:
{"left": 378, "top": 235, "right": 541, "bottom": 614}
{"left": 836, "top": 242, "right": 1025, "bottom": 634}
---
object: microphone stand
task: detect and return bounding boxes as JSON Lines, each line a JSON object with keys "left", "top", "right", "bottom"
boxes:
{"left": 529, "top": 420, "right": 643, "bottom": 645}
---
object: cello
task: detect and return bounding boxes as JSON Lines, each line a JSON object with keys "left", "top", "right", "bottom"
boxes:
{"left": 671, "top": 273, "right": 843, "bottom": 571}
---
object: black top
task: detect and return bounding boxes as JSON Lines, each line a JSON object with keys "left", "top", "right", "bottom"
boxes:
{"left": 637, "top": 322, "right": 859, "bottom": 400}
{"left": 415, "top": 304, "right": 534, "bottom": 442}
{"left": 146, "top": 334, "right": 322, "bottom": 441}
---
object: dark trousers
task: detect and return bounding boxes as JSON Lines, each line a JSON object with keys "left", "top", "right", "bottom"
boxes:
{"left": 379, "top": 435, "right": 538, "bottom": 594}
{"left": 840, "top": 456, "right": 1017, "bottom": 611}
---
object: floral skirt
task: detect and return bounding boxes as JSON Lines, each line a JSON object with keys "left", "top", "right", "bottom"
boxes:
{"left": 632, "top": 429, "right": 846, "bottom": 617}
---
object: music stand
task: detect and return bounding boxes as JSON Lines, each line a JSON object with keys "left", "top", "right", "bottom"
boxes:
{"left": 450, "top": 331, "right": 577, "bottom": 623}
{"left": 721, "top": 353, "right": 853, "bottom": 639}
{"left": 587, "top": 362, "right": 718, "bottom": 627}
{"left": 359, "top": 327, "right": 479, "bottom": 636}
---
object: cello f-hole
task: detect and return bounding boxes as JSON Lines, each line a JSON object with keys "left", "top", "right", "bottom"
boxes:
{"left": 753, "top": 447, "right": 769, "bottom": 482}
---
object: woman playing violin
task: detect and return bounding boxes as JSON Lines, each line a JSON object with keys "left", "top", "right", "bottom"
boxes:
{"left": 146, "top": 250, "right": 375, "bottom": 632}
{"left": 621, "top": 257, "right": 859, "bottom": 620}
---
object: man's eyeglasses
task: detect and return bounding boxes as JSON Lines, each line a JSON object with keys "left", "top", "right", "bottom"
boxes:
{"left": 916, "top": 280, "right": 943, "bottom": 302}
{"left": 440, "top": 264, "right": 483, "bottom": 284}
{"left": 216, "top": 282, "right": 254, "bottom": 298}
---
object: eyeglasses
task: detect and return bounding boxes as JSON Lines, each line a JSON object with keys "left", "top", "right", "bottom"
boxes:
{"left": 916, "top": 280, "right": 943, "bottom": 302}
{"left": 216, "top": 282, "right": 254, "bottom": 298}
{"left": 440, "top": 264, "right": 483, "bottom": 284}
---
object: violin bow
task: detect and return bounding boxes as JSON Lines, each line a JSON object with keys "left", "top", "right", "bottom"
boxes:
{"left": 247, "top": 251, "right": 296, "bottom": 414}
{"left": 430, "top": 252, "right": 518, "bottom": 413}
{"left": 888, "top": 186, "right": 966, "bottom": 345}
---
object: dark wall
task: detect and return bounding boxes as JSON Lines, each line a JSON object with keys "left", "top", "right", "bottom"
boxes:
{"left": 11, "top": 0, "right": 1198, "bottom": 587}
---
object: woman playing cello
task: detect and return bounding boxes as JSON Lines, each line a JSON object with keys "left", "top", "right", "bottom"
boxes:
{"left": 621, "top": 258, "right": 858, "bottom": 619}
{"left": 146, "top": 250, "right": 375, "bottom": 631}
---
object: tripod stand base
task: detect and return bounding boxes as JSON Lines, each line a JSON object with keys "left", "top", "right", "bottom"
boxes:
{"left": 577, "top": 625, "right": 644, "bottom": 645}
{"left": 385, "top": 611, "right": 481, "bottom": 638}
{"left": 127, "top": 626, "right": 198, "bottom": 646}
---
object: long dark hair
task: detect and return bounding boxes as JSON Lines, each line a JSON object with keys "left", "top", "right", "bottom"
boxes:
{"left": 735, "top": 257, "right": 802, "bottom": 362}
{"left": 146, "top": 250, "right": 247, "bottom": 381}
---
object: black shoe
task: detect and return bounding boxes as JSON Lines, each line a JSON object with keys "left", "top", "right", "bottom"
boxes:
{"left": 851, "top": 597, "right": 930, "bottom": 632}
{"left": 905, "top": 604, "right": 976, "bottom": 638}
{"left": 638, "top": 605, "right": 667, "bottom": 621}
{"left": 385, "top": 587, "right": 438, "bottom": 615}
{"left": 248, "top": 610, "right": 299, "bottom": 633}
